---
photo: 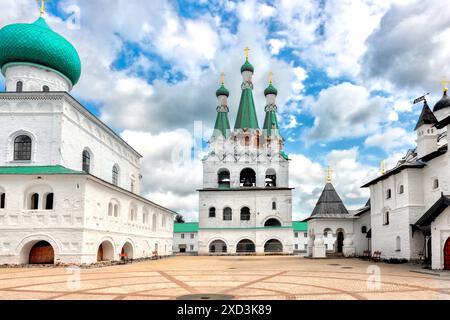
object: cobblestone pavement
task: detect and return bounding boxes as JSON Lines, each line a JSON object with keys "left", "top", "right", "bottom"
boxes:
{"left": 0, "top": 256, "right": 449, "bottom": 300}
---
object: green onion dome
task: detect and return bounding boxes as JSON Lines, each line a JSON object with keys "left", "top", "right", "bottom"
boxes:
{"left": 0, "top": 17, "right": 81, "bottom": 86}
{"left": 264, "top": 83, "right": 278, "bottom": 96}
{"left": 240, "top": 59, "right": 254, "bottom": 73}
{"left": 216, "top": 84, "right": 229, "bottom": 97}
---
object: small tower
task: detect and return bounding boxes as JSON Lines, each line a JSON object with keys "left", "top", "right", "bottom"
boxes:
{"left": 0, "top": 1, "right": 81, "bottom": 92}
{"left": 211, "top": 73, "right": 231, "bottom": 144}
{"left": 415, "top": 100, "right": 438, "bottom": 158}
{"left": 263, "top": 72, "right": 283, "bottom": 151}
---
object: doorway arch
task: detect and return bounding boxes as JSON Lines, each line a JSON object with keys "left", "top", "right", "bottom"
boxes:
{"left": 121, "top": 242, "right": 134, "bottom": 260}
{"left": 29, "top": 241, "right": 54, "bottom": 264}
{"left": 97, "top": 240, "right": 114, "bottom": 262}
{"left": 236, "top": 239, "right": 255, "bottom": 253}
{"left": 336, "top": 231, "right": 344, "bottom": 253}
{"left": 209, "top": 240, "right": 227, "bottom": 253}
{"left": 264, "top": 218, "right": 281, "bottom": 227}
{"left": 264, "top": 239, "right": 283, "bottom": 253}
{"left": 444, "top": 237, "right": 450, "bottom": 270}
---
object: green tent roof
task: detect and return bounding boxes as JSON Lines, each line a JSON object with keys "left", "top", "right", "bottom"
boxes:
{"left": 0, "top": 17, "right": 81, "bottom": 85}
{"left": 234, "top": 88, "right": 259, "bottom": 129}
{"left": 292, "top": 221, "right": 308, "bottom": 231}
{"left": 174, "top": 222, "right": 199, "bottom": 233}
{"left": 213, "top": 109, "right": 231, "bottom": 138}
{"left": 0, "top": 165, "right": 84, "bottom": 175}
{"left": 263, "top": 110, "right": 279, "bottom": 136}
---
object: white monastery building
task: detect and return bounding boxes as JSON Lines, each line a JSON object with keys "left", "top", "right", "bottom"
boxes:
{"left": 0, "top": 14, "right": 175, "bottom": 265}
{"left": 197, "top": 51, "right": 294, "bottom": 255}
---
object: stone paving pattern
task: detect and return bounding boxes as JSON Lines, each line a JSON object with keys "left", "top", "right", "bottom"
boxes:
{"left": 0, "top": 256, "right": 449, "bottom": 300}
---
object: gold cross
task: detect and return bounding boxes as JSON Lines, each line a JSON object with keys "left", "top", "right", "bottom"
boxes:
{"left": 381, "top": 160, "right": 386, "bottom": 175}
{"left": 37, "top": 0, "right": 46, "bottom": 17}
{"left": 268, "top": 71, "right": 273, "bottom": 84}
{"left": 326, "top": 166, "right": 333, "bottom": 183}
{"left": 441, "top": 79, "right": 449, "bottom": 92}
{"left": 220, "top": 72, "right": 225, "bottom": 85}
{"left": 244, "top": 46, "right": 250, "bottom": 60}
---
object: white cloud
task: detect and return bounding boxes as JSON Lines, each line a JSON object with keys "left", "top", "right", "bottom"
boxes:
{"left": 304, "top": 82, "right": 390, "bottom": 142}
{"left": 365, "top": 127, "right": 416, "bottom": 152}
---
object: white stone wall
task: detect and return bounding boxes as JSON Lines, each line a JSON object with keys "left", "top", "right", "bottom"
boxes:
{"left": 0, "top": 174, "right": 173, "bottom": 265}
{"left": 431, "top": 207, "right": 450, "bottom": 269}
{"left": 4, "top": 64, "right": 71, "bottom": 92}
{"left": 173, "top": 232, "right": 198, "bottom": 253}
{"left": 293, "top": 230, "right": 309, "bottom": 253}
{"left": 0, "top": 93, "right": 141, "bottom": 193}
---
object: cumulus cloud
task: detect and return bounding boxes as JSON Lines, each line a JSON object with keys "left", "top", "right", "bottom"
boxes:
{"left": 365, "top": 127, "right": 416, "bottom": 152}
{"left": 362, "top": 0, "right": 450, "bottom": 94}
{"left": 304, "top": 82, "right": 390, "bottom": 142}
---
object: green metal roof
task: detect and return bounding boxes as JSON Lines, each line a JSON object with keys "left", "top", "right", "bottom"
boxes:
{"left": 292, "top": 221, "right": 308, "bottom": 232}
{"left": 216, "top": 84, "right": 229, "bottom": 97}
{"left": 240, "top": 59, "right": 254, "bottom": 73}
{"left": 234, "top": 88, "right": 259, "bottom": 129}
{"left": 264, "top": 83, "right": 278, "bottom": 96}
{"left": 0, "top": 165, "right": 84, "bottom": 175}
{"left": 174, "top": 222, "right": 199, "bottom": 233}
{"left": 263, "top": 110, "right": 279, "bottom": 136}
{"left": 0, "top": 17, "right": 81, "bottom": 85}
{"left": 213, "top": 110, "right": 231, "bottom": 138}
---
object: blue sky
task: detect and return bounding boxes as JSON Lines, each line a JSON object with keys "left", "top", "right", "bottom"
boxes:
{"left": 1, "top": 0, "right": 449, "bottom": 221}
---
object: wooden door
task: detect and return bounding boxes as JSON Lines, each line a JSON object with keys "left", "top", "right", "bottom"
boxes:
{"left": 444, "top": 238, "right": 450, "bottom": 270}
{"left": 29, "top": 241, "right": 54, "bottom": 264}
{"left": 97, "top": 244, "right": 104, "bottom": 262}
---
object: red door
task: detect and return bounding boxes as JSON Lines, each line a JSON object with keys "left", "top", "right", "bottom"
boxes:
{"left": 445, "top": 238, "right": 450, "bottom": 270}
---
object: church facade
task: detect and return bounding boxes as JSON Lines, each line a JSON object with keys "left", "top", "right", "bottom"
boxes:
{"left": 0, "top": 15, "right": 175, "bottom": 265}
{"left": 197, "top": 53, "right": 294, "bottom": 254}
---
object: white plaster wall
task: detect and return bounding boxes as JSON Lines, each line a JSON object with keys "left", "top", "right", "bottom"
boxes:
{"left": 173, "top": 232, "right": 198, "bottom": 253}
{"left": 0, "top": 174, "right": 174, "bottom": 265}
{"left": 293, "top": 230, "right": 309, "bottom": 253}
{"left": 431, "top": 207, "right": 450, "bottom": 269}
{"left": 4, "top": 65, "right": 71, "bottom": 92}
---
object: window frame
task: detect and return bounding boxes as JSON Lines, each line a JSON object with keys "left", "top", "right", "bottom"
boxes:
{"left": 14, "top": 135, "right": 32, "bottom": 161}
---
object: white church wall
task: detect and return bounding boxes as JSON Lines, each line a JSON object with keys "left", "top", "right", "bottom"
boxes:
{"left": 352, "top": 213, "right": 371, "bottom": 256}
{"left": 173, "top": 232, "right": 198, "bottom": 254}
{"left": 431, "top": 207, "right": 450, "bottom": 269}
{"left": 5, "top": 64, "right": 71, "bottom": 92}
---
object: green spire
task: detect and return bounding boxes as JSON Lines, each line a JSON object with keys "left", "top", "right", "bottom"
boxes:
{"left": 263, "top": 109, "right": 279, "bottom": 136}
{"left": 213, "top": 111, "right": 231, "bottom": 138}
{"left": 234, "top": 56, "right": 259, "bottom": 130}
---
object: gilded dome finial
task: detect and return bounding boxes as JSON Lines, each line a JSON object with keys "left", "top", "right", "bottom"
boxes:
{"left": 441, "top": 79, "right": 449, "bottom": 94}
{"left": 244, "top": 46, "right": 250, "bottom": 60}
{"left": 38, "top": 0, "right": 47, "bottom": 17}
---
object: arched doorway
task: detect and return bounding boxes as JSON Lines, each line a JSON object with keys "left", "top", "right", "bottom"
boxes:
{"left": 29, "top": 241, "right": 54, "bottom": 264}
{"left": 236, "top": 239, "right": 255, "bottom": 253}
{"left": 97, "top": 241, "right": 114, "bottom": 262}
{"left": 444, "top": 237, "right": 450, "bottom": 270}
{"left": 337, "top": 231, "right": 344, "bottom": 253}
{"left": 209, "top": 240, "right": 227, "bottom": 253}
{"left": 121, "top": 242, "right": 134, "bottom": 260}
{"left": 264, "top": 239, "right": 283, "bottom": 253}
{"left": 264, "top": 218, "right": 281, "bottom": 227}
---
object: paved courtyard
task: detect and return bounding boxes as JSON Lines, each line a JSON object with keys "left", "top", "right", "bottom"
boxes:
{"left": 0, "top": 256, "right": 449, "bottom": 300}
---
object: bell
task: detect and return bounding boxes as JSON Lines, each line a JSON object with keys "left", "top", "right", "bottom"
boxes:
{"left": 243, "top": 177, "right": 253, "bottom": 187}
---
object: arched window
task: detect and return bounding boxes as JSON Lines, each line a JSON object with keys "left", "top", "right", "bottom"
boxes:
{"left": 16, "top": 81, "right": 23, "bottom": 92}
{"left": 130, "top": 175, "right": 136, "bottom": 193}
{"left": 43, "top": 85, "right": 50, "bottom": 92}
{"left": 396, "top": 236, "right": 401, "bottom": 251}
{"left": 82, "top": 150, "right": 91, "bottom": 173}
{"left": 152, "top": 214, "right": 157, "bottom": 231}
{"left": 223, "top": 207, "right": 232, "bottom": 221}
{"left": 244, "top": 136, "right": 250, "bottom": 146}
{"left": 129, "top": 204, "right": 138, "bottom": 221}
{"left": 272, "top": 201, "right": 277, "bottom": 210}
{"left": 265, "top": 168, "right": 277, "bottom": 187}
{"left": 264, "top": 218, "right": 282, "bottom": 227}
{"left": 108, "top": 203, "right": 113, "bottom": 216}
{"left": 0, "top": 193, "right": 5, "bottom": 209}
{"left": 399, "top": 185, "right": 404, "bottom": 194}
{"left": 114, "top": 204, "right": 119, "bottom": 217}
{"left": 112, "top": 165, "right": 119, "bottom": 186}
{"left": 361, "top": 226, "right": 367, "bottom": 234}
{"left": 14, "top": 135, "right": 32, "bottom": 161}
{"left": 240, "top": 168, "right": 256, "bottom": 187}
{"left": 218, "top": 169, "right": 230, "bottom": 189}
{"left": 383, "top": 211, "right": 390, "bottom": 225}
{"left": 386, "top": 189, "right": 392, "bottom": 199}
{"left": 143, "top": 210, "right": 149, "bottom": 224}
{"left": 30, "top": 193, "right": 39, "bottom": 210}
{"left": 44, "top": 193, "right": 54, "bottom": 210}
{"left": 209, "top": 207, "right": 216, "bottom": 218}
{"left": 240, "top": 207, "right": 250, "bottom": 221}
